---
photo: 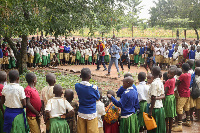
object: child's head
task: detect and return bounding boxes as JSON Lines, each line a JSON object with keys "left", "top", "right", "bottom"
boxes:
{"left": 0, "top": 71, "right": 7, "bottom": 83}
{"left": 168, "top": 68, "right": 176, "bottom": 79}
{"left": 168, "top": 45, "right": 172, "bottom": 49}
{"left": 107, "top": 90, "right": 115, "bottom": 98}
{"left": 9, "top": 70, "right": 19, "bottom": 83}
{"left": 196, "top": 60, "right": 200, "bottom": 67}
{"left": 64, "top": 89, "right": 74, "bottom": 103}
{"left": 182, "top": 63, "right": 190, "bottom": 73}
{"left": 151, "top": 66, "right": 161, "bottom": 78}
{"left": 175, "top": 47, "right": 178, "bottom": 52}
{"left": 163, "top": 72, "right": 168, "bottom": 81}
{"left": 186, "top": 60, "right": 194, "bottom": 70}
{"left": 124, "top": 73, "right": 133, "bottom": 78}
{"left": 80, "top": 68, "right": 91, "bottom": 81}
{"left": 176, "top": 68, "right": 182, "bottom": 76}
{"left": 197, "top": 47, "right": 200, "bottom": 52}
{"left": 46, "top": 73, "right": 56, "bottom": 86}
{"left": 147, "top": 73, "right": 153, "bottom": 84}
{"left": 191, "top": 45, "right": 195, "bottom": 50}
{"left": 53, "top": 84, "right": 63, "bottom": 97}
{"left": 98, "top": 88, "right": 103, "bottom": 100}
{"left": 195, "top": 67, "right": 200, "bottom": 76}
{"left": 138, "top": 72, "right": 146, "bottom": 82}
{"left": 123, "top": 77, "right": 134, "bottom": 89}
{"left": 25, "top": 72, "right": 37, "bottom": 86}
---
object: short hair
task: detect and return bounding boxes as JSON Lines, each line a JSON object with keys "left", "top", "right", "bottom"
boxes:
{"left": 81, "top": 68, "right": 91, "bottom": 79}
{"left": 182, "top": 63, "right": 190, "bottom": 72}
{"left": 0, "top": 71, "right": 7, "bottom": 82}
{"left": 9, "top": 70, "right": 19, "bottom": 82}
{"left": 186, "top": 60, "right": 194, "bottom": 69}
{"left": 196, "top": 60, "right": 200, "bottom": 67}
{"left": 107, "top": 90, "right": 115, "bottom": 97}
{"left": 124, "top": 73, "right": 133, "bottom": 78}
{"left": 169, "top": 68, "right": 176, "bottom": 75}
{"left": 46, "top": 73, "right": 56, "bottom": 84}
{"left": 163, "top": 72, "right": 168, "bottom": 81}
{"left": 26, "top": 73, "right": 36, "bottom": 83}
{"left": 152, "top": 66, "right": 161, "bottom": 77}
{"left": 138, "top": 72, "right": 146, "bottom": 81}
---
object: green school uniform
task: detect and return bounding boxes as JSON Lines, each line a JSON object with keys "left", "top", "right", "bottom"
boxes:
{"left": 50, "top": 118, "right": 70, "bottom": 133}
{"left": 42, "top": 55, "right": 47, "bottom": 66}
{"left": 8, "top": 57, "right": 16, "bottom": 69}
{"left": 164, "top": 95, "right": 177, "bottom": 118}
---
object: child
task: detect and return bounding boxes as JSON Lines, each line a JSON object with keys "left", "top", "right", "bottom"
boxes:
{"left": 173, "top": 47, "right": 179, "bottom": 65}
{"left": 76, "top": 46, "right": 81, "bottom": 65}
{"left": 189, "top": 45, "right": 196, "bottom": 62}
{"left": 59, "top": 43, "right": 64, "bottom": 65}
{"left": 108, "top": 77, "right": 139, "bottom": 133}
{"left": 92, "top": 44, "right": 97, "bottom": 65}
{"left": 183, "top": 45, "right": 189, "bottom": 62}
{"left": 164, "top": 68, "right": 177, "bottom": 133}
{"left": 25, "top": 72, "right": 42, "bottom": 133}
{"left": 7, "top": 47, "right": 16, "bottom": 69}
{"left": 51, "top": 55, "right": 59, "bottom": 68}
{"left": 129, "top": 44, "right": 135, "bottom": 65}
{"left": 163, "top": 72, "right": 168, "bottom": 84}
{"left": 64, "top": 43, "right": 71, "bottom": 65}
{"left": 0, "top": 71, "right": 6, "bottom": 132}
{"left": 147, "top": 73, "right": 154, "bottom": 85}
{"left": 84, "top": 46, "right": 89, "bottom": 65}
{"left": 148, "top": 66, "right": 166, "bottom": 133}
{"left": 136, "top": 72, "right": 149, "bottom": 132}
{"left": 88, "top": 45, "right": 93, "bottom": 65}
{"left": 41, "top": 45, "right": 47, "bottom": 67}
{"left": 168, "top": 45, "right": 174, "bottom": 66}
{"left": 41, "top": 73, "right": 56, "bottom": 132}
{"left": 2, "top": 42, "right": 9, "bottom": 70}
{"left": 70, "top": 46, "right": 76, "bottom": 65}
{"left": 28, "top": 44, "right": 34, "bottom": 68}
{"left": 75, "top": 68, "right": 100, "bottom": 133}
{"left": 138, "top": 43, "right": 145, "bottom": 65}
{"left": 0, "top": 47, "right": 3, "bottom": 70}
{"left": 64, "top": 89, "right": 79, "bottom": 133}
{"left": 1, "top": 70, "right": 28, "bottom": 133}
{"left": 103, "top": 90, "right": 120, "bottom": 133}
{"left": 45, "top": 84, "right": 74, "bottom": 133}
{"left": 34, "top": 43, "right": 42, "bottom": 67}
{"left": 104, "top": 44, "right": 110, "bottom": 65}
{"left": 173, "top": 63, "right": 191, "bottom": 131}
{"left": 154, "top": 43, "right": 161, "bottom": 66}
{"left": 134, "top": 43, "right": 140, "bottom": 65}
{"left": 80, "top": 47, "right": 85, "bottom": 65}
{"left": 96, "top": 89, "right": 106, "bottom": 133}
{"left": 195, "top": 47, "right": 200, "bottom": 61}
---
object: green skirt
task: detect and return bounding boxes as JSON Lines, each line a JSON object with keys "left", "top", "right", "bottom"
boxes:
{"left": 0, "top": 105, "right": 6, "bottom": 133}
{"left": 76, "top": 51, "right": 81, "bottom": 60}
{"left": 47, "top": 54, "right": 51, "bottom": 64}
{"left": 8, "top": 57, "right": 16, "bottom": 69}
{"left": 80, "top": 57, "right": 85, "bottom": 64}
{"left": 35, "top": 53, "right": 41, "bottom": 64}
{"left": 50, "top": 118, "right": 70, "bottom": 133}
{"left": 148, "top": 108, "right": 166, "bottom": 133}
{"left": 42, "top": 55, "right": 47, "bottom": 66}
{"left": 120, "top": 113, "right": 139, "bottom": 133}
{"left": 164, "top": 95, "right": 177, "bottom": 118}
{"left": 134, "top": 55, "right": 139, "bottom": 63}
{"left": 138, "top": 55, "right": 144, "bottom": 64}
{"left": 138, "top": 101, "right": 147, "bottom": 128}
{"left": 88, "top": 56, "right": 93, "bottom": 63}
{"left": 56, "top": 53, "right": 60, "bottom": 63}
{"left": 105, "top": 55, "right": 110, "bottom": 63}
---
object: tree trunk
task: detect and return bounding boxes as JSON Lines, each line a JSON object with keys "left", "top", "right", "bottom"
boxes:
{"left": 19, "top": 35, "right": 28, "bottom": 74}
{"left": 184, "top": 30, "right": 186, "bottom": 40}
{"left": 132, "top": 24, "right": 133, "bottom": 37}
{"left": 194, "top": 28, "right": 199, "bottom": 40}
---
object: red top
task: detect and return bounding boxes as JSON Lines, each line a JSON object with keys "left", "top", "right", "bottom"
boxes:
{"left": 183, "top": 49, "right": 189, "bottom": 59}
{"left": 178, "top": 73, "right": 191, "bottom": 97}
{"left": 59, "top": 46, "right": 64, "bottom": 53}
{"left": 164, "top": 78, "right": 175, "bottom": 95}
{"left": 2, "top": 47, "right": 8, "bottom": 56}
{"left": 24, "top": 86, "right": 42, "bottom": 117}
{"left": 97, "top": 43, "right": 105, "bottom": 56}
{"left": 0, "top": 84, "right": 4, "bottom": 96}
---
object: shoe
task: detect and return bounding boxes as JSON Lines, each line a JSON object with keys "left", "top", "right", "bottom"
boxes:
{"left": 173, "top": 125, "right": 182, "bottom": 132}
{"left": 105, "top": 73, "right": 110, "bottom": 76}
{"left": 96, "top": 69, "right": 100, "bottom": 71}
{"left": 183, "top": 121, "right": 191, "bottom": 127}
{"left": 103, "top": 68, "right": 107, "bottom": 71}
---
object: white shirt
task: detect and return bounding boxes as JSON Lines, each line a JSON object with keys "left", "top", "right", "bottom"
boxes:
{"left": 164, "top": 50, "right": 169, "bottom": 58}
{"left": 104, "top": 47, "right": 109, "bottom": 55}
{"left": 148, "top": 78, "right": 164, "bottom": 108}
{"left": 81, "top": 49, "right": 85, "bottom": 56}
{"left": 154, "top": 47, "right": 161, "bottom": 55}
{"left": 28, "top": 47, "right": 34, "bottom": 56}
{"left": 178, "top": 46, "right": 184, "bottom": 55}
{"left": 96, "top": 101, "right": 106, "bottom": 128}
{"left": 49, "top": 47, "right": 54, "bottom": 53}
{"left": 45, "top": 97, "right": 73, "bottom": 118}
{"left": 173, "top": 51, "right": 179, "bottom": 60}
{"left": 88, "top": 48, "right": 92, "bottom": 56}
{"left": 85, "top": 49, "right": 89, "bottom": 56}
{"left": 53, "top": 46, "right": 59, "bottom": 53}
{"left": 160, "top": 46, "right": 165, "bottom": 56}
{"left": 41, "top": 49, "right": 47, "bottom": 56}
{"left": 196, "top": 52, "right": 200, "bottom": 60}
{"left": 2, "top": 83, "right": 26, "bottom": 108}
{"left": 136, "top": 81, "right": 149, "bottom": 102}
{"left": 8, "top": 49, "right": 15, "bottom": 58}
{"left": 92, "top": 48, "right": 96, "bottom": 55}
{"left": 188, "top": 69, "right": 194, "bottom": 75}
{"left": 34, "top": 46, "right": 40, "bottom": 54}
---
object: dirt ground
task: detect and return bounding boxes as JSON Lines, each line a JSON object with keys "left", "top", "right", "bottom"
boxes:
{"left": 38, "top": 64, "right": 200, "bottom": 133}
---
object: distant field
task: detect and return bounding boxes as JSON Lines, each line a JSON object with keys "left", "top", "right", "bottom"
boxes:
{"left": 72, "top": 27, "right": 200, "bottom": 39}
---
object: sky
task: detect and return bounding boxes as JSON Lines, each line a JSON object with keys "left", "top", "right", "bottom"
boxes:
{"left": 138, "top": 0, "right": 158, "bottom": 20}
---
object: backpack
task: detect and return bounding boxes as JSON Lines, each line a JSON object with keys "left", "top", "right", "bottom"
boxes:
{"left": 104, "top": 102, "right": 120, "bottom": 124}
{"left": 191, "top": 77, "right": 200, "bottom": 99}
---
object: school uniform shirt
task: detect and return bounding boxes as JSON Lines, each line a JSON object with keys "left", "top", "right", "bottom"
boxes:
{"left": 172, "top": 43, "right": 176, "bottom": 49}
{"left": 111, "top": 86, "right": 139, "bottom": 118}
{"left": 173, "top": 51, "right": 179, "bottom": 60}
{"left": 34, "top": 46, "right": 40, "bottom": 54}
{"left": 189, "top": 50, "right": 196, "bottom": 59}
{"left": 148, "top": 78, "right": 164, "bottom": 108}
{"left": 46, "top": 48, "right": 50, "bottom": 55}
{"left": 129, "top": 47, "right": 135, "bottom": 54}
{"left": 59, "top": 46, "right": 64, "bottom": 53}
{"left": 0, "top": 48, "right": 3, "bottom": 58}
{"left": 2, "top": 83, "right": 26, "bottom": 108}
{"left": 196, "top": 52, "right": 200, "bottom": 60}
{"left": 75, "top": 81, "right": 100, "bottom": 120}
{"left": 139, "top": 47, "right": 145, "bottom": 56}
{"left": 136, "top": 81, "right": 149, "bottom": 102}
{"left": 168, "top": 49, "right": 174, "bottom": 58}
{"left": 96, "top": 101, "right": 106, "bottom": 128}
{"left": 53, "top": 46, "right": 59, "bottom": 53}
{"left": 104, "top": 47, "right": 109, "bottom": 55}
{"left": 154, "top": 47, "right": 161, "bottom": 55}
{"left": 160, "top": 46, "right": 165, "bottom": 56}
{"left": 88, "top": 48, "right": 92, "bottom": 56}
{"left": 183, "top": 49, "right": 189, "bottom": 59}
{"left": 92, "top": 48, "right": 97, "bottom": 55}
{"left": 178, "top": 46, "right": 184, "bottom": 56}
{"left": 28, "top": 47, "right": 34, "bottom": 56}
{"left": 8, "top": 49, "right": 14, "bottom": 58}
{"left": 0, "top": 84, "right": 4, "bottom": 96}
{"left": 50, "top": 47, "right": 54, "bottom": 53}
{"left": 116, "top": 85, "right": 137, "bottom": 98}
{"left": 164, "top": 78, "right": 175, "bottom": 95}
{"left": 45, "top": 97, "right": 73, "bottom": 118}
{"left": 24, "top": 85, "right": 42, "bottom": 117}
{"left": 41, "top": 49, "right": 47, "bottom": 56}
{"left": 41, "top": 86, "right": 55, "bottom": 106}
{"left": 85, "top": 49, "right": 89, "bottom": 56}
{"left": 134, "top": 46, "right": 140, "bottom": 55}
{"left": 80, "top": 49, "right": 85, "bottom": 56}
{"left": 64, "top": 46, "right": 71, "bottom": 53}
{"left": 178, "top": 73, "right": 191, "bottom": 97}
{"left": 164, "top": 50, "right": 169, "bottom": 58}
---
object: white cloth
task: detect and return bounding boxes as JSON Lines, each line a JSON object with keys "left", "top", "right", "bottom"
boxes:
{"left": 96, "top": 101, "right": 106, "bottom": 127}
{"left": 173, "top": 51, "right": 179, "bottom": 60}
{"left": 34, "top": 46, "right": 40, "bottom": 54}
{"left": 85, "top": 49, "right": 89, "bottom": 56}
{"left": 53, "top": 46, "right": 59, "bottom": 53}
{"left": 136, "top": 81, "right": 150, "bottom": 102}
{"left": 81, "top": 50, "right": 85, "bottom": 56}
{"left": 160, "top": 47, "right": 165, "bottom": 56}
{"left": 41, "top": 86, "right": 55, "bottom": 106}
{"left": 41, "top": 49, "right": 47, "bottom": 56}
{"left": 88, "top": 48, "right": 92, "bottom": 56}
{"left": 28, "top": 47, "right": 34, "bottom": 56}
{"left": 196, "top": 52, "right": 200, "bottom": 60}
{"left": 188, "top": 69, "right": 194, "bottom": 75}
{"left": 164, "top": 50, "right": 169, "bottom": 58}
{"left": 154, "top": 47, "right": 161, "bottom": 55}
{"left": 104, "top": 47, "right": 109, "bottom": 55}
{"left": 174, "top": 75, "right": 179, "bottom": 91}
{"left": 49, "top": 47, "right": 54, "bottom": 53}
{"left": 92, "top": 48, "right": 96, "bottom": 55}
{"left": 2, "top": 83, "right": 26, "bottom": 108}
{"left": 178, "top": 46, "right": 184, "bottom": 55}
{"left": 45, "top": 97, "right": 73, "bottom": 118}
{"left": 148, "top": 78, "right": 164, "bottom": 108}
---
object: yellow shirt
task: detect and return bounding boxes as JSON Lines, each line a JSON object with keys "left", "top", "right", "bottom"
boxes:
{"left": 41, "top": 85, "right": 55, "bottom": 106}
{"left": 134, "top": 47, "right": 140, "bottom": 55}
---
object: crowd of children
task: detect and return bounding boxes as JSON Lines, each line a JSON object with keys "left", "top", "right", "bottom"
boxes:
{"left": 0, "top": 58, "right": 200, "bottom": 132}
{"left": 1, "top": 36, "right": 200, "bottom": 72}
